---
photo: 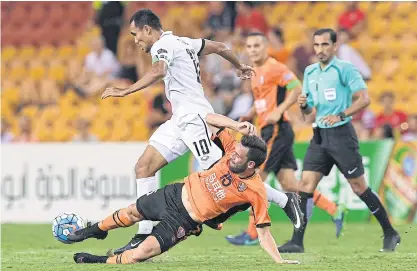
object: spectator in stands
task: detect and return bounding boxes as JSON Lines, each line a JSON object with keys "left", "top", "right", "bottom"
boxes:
{"left": 352, "top": 108, "right": 376, "bottom": 140}
{"left": 72, "top": 118, "right": 98, "bottom": 142}
{"left": 147, "top": 93, "right": 172, "bottom": 133}
{"left": 288, "top": 28, "right": 317, "bottom": 80}
{"left": 13, "top": 116, "right": 37, "bottom": 143}
{"left": 267, "top": 27, "right": 291, "bottom": 64}
{"left": 376, "top": 92, "right": 408, "bottom": 130}
{"left": 337, "top": 28, "right": 372, "bottom": 80}
{"left": 95, "top": 1, "right": 124, "bottom": 55}
{"left": 66, "top": 36, "right": 121, "bottom": 97}
{"left": 402, "top": 115, "right": 417, "bottom": 142}
{"left": 234, "top": 2, "right": 269, "bottom": 37}
{"left": 338, "top": 2, "right": 366, "bottom": 38}
{"left": 1, "top": 118, "right": 14, "bottom": 143}
{"left": 212, "top": 60, "right": 241, "bottom": 91}
{"left": 205, "top": 88, "right": 227, "bottom": 115}
{"left": 85, "top": 36, "right": 121, "bottom": 79}
{"left": 227, "top": 80, "right": 253, "bottom": 121}
{"left": 204, "top": 2, "right": 233, "bottom": 40}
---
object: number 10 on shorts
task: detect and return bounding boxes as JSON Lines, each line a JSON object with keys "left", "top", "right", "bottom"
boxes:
{"left": 193, "top": 139, "right": 210, "bottom": 157}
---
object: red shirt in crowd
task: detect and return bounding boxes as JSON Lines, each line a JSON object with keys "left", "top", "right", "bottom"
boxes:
{"left": 375, "top": 111, "right": 408, "bottom": 129}
{"left": 235, "top": 10, "right": 269, "bottom": 34}
{"left": 338, "top": 8, "right": 365, "bottom": 30}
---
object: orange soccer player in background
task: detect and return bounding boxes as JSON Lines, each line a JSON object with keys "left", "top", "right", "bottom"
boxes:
{"left": 226, "top": 32, "right": 346, "bottom": 251}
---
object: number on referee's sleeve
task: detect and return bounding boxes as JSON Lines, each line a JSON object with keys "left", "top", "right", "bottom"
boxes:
{"left": 193, "top": 139, "right": 210, "bottom": 156}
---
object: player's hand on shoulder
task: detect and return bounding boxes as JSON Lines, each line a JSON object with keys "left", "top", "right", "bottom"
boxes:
{"left": 101, "top": 86, "right": 128, "bottom": 100}
{"left": 237, "top": 64, "right": 256, "bottom": 80}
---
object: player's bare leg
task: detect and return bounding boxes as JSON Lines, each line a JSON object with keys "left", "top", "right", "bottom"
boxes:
{"left": 347, "top": 175, "right": 400, "bottom": 252}
{"left": 74, "top": 235, "right": 162, "bottom": 264}
{"left": 68, "top": 203, "right": 143, "bottom": 243}
{"left": 113, "top": 145, "right": 168, "bottom": 254}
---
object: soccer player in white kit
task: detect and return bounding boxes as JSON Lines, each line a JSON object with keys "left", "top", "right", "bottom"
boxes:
{"left": 101, "top": 9, "right": 257, "bottom": 254}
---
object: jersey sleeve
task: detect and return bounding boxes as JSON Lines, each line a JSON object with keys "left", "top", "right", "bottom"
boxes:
{"left": 344, "top": 64, "right": 368, "bottom": 94}
{"left": 273, "top": 64, "right": 301, "bottom": 91}
{"left": 303, "top": 69, "right": 314, "bottom": 107}
{"left": 211, "top": 128, "right": 235, "bottom": 153}
{"left": 181, "top": 37, "right": 206, "bottom": 56}
{"left": 150, "top": 39, "right": 174, "bottom": 66}
{"left": 246, "top": 186, "right": 271, "bottom": 228}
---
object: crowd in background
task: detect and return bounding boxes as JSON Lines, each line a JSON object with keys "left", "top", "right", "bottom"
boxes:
{"left": 1, "top": 1, "right": 416, "bottom": 143}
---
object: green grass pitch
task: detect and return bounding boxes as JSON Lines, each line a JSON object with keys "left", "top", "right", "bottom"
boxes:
{"left": 2, "top": 222, "right": 416, "bottom": 270}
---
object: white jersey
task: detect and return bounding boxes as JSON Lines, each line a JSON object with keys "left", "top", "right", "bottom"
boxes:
{"left": 150, "top": 31, "right": 214, "bottom": 118}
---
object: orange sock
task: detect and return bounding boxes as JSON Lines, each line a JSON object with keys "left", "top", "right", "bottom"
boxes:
{"left": 98, "top": 209, "right": 135, "bottom": 231}
{"left": 313, "top": 190, "right": 337, "bottom": 216}
{"left": 246, "top": 215, "right": 258, "bottom": 239}
{"left": 107, "top": 250, "right": 136, "bottom": 264}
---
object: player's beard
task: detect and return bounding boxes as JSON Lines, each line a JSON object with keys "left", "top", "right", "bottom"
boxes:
{"left": 229, "top": 161, "right": 248, "bottom": 174}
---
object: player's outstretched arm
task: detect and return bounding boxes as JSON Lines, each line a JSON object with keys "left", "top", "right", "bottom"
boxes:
{"left": 101, "top": 61, "right": 167, "bottom": 99}
{"left": 256, "top": 227, "right": 300, "bottom": 264}
{"left": 199, "top": 40, "right": 255, "bottom": 80}
{"left": 205, "top": 113, "right": 256, "bottom": 136}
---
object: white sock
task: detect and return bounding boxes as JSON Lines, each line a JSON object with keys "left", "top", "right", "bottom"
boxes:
{"left": 264, "top": 183, "right": 288, "bottom": 208}
{"left": 136, "top": 177, "right": 157, "bottom": 197}
{"left": 138, "top": 220, "right": 154, "bottom": 235}
{"left": 136, "top": 177, "right": 158, "bottom": 234}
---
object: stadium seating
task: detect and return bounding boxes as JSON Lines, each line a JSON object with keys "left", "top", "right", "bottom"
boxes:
{"left": 1, "top": 1, "right": 416, "bottom": 142}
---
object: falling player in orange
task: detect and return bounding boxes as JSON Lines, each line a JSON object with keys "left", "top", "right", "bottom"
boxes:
{"left": 226, "top": 32, "right": 346, "bottom": 251}
{"left": 69, "top": 113, "right": 300, "bottom": 265}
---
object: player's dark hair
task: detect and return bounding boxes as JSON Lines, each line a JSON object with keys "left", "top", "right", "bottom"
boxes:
{"left": 314, "top": 28, "right": 337, "bottom": 43}
{"left": 130, "top": 9, "right": 162, "bottom": 30}
{"left": 241, "top": 135, "right": 267, "bottom": 168}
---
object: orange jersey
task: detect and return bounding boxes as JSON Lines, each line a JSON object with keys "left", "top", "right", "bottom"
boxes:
{"left": 251, "top": 57, "right": 299, "bottom": 129}
{"left": 184, "top": 129, "right": 271, "bottom": 228}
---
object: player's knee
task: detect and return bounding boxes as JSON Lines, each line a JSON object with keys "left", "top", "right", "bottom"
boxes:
{"left": 349, "top": 179, "right": 367, "bottom": 195}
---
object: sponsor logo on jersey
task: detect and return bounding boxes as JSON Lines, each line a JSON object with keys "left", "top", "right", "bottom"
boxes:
{"left": 237, "top": 182, "right": 247, "bottom": 192}
{"left": 157, "top": 48, "right": 168, "bottom": 54}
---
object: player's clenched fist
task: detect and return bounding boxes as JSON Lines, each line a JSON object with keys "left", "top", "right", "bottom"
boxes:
{"left": 101, "top": 87, "right": 128, "bottom": 99}
{"left": 236, "top": 121, "right": 257, "bottom": 136}
{"left": 297, "top": 94, "right": 308, "bottom": 108}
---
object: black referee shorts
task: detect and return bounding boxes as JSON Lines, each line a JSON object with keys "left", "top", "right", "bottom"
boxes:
{"left": 136, "top": 183, "right": 202, "bottom": 253}
{"left": 260, "top": 122, "right": 297, "bottom": 174}
{"left": 303, "top": 122, "right": 364, "bottom": 179}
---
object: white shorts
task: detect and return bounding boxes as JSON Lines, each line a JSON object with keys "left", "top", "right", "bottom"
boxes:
{"left": 149, "top": 113, "right": 223, "bottom": 170}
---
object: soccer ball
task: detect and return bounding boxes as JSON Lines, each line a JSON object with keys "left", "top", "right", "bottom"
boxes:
{"left": 52, "top": 212, "right": 85, "bottom": 244}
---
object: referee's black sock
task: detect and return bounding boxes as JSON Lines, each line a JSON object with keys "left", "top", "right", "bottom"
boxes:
{"left": 359, "top": 187, "right": 396, "bottom": 236}
{"left": 291, "top": 192, "right": 313, "bottom": 246}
